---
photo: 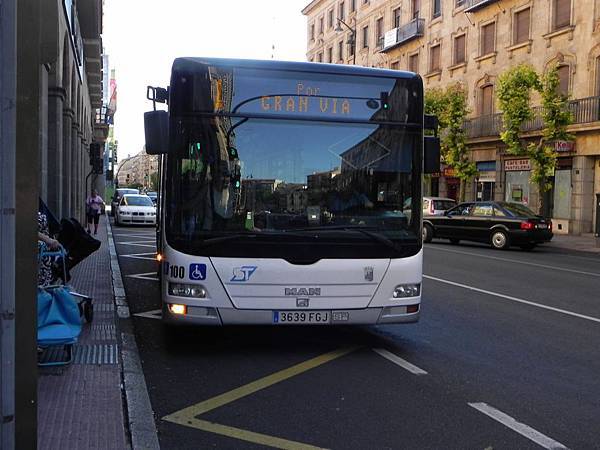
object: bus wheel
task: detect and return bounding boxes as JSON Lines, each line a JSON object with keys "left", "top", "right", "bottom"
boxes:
{"left": 422, "top": 224, "right": 433, "bottom": 243}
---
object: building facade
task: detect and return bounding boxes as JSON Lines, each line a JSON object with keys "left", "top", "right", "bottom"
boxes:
{"left": 302, "top": 0, "right": 600, "bottom": 234}
{"left": 116, "top": 151, "right": 159, "bottom": 190}
{"left": 40, "top": 0, "right": 107, "bottom": 222}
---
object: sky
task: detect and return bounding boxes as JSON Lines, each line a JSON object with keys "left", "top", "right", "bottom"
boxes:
{"left": 103, "top": 0, "right": 309, "bottom": 161}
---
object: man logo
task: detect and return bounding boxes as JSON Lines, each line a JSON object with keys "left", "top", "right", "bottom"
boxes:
{"left": 284, "top": 287, "right": 321, "bottom": 296}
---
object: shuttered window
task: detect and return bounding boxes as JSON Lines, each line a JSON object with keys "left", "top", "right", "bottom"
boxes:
{"left": 338, "top": 41, "right": 344, "bottom": 61}
{"left": 394, "top": 7, "right": 402, "bottom": 27}
{"left": 481, "top": 22, "right": 496, "bottom": 55}
{"left": 432, "top": 0, "right": 441, "bottom": 18}
{"left": 557, "top": 65, "right": 570, "bottom": 96}
{"left": 328, "top": 9, "right": 334, "bottom": 28}
{"left": 319, "top": 17, "right": 324, "bottom": 34}
{"left": 481, "top": 85, "right": 494, "bottom": 115}
{"left": 409, "top": 53, "right": 419, "bottom": 73}
{"left": 514, "top": 8, "right": 530, "bottom": 44}
{"left": 339, "top": 1, "right": 345, "bottom": 20}
{"left": 430, "top": 44, "right": 441, "bottom": 72}
{"left": 454, "top": 34, "right": 466, "bottom": 64}
{"left": 362, "top": 25, "right": 369, "bottom": 48}
{"left": 327, "top": 47, "right": 333, "bottom": 63}
{"left": 310, "top": 24, "right": 315, "bottom": 40}
{"left": 376, "top": 17, "right": 384, "bottom": 41}
{"left": 391, "top": 61, "right": 399, "bottom": 70}
{"left": 554, "top": 0, "right": 571, "bottom": 30}
{"left": 412, "top": 0, "right": 420, "bottom": 19}
{"left": 596, "top": 57, "right": 600, "bottom": 95}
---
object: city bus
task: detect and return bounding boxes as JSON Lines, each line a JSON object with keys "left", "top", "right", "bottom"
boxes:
{"left": 144, "top": 57, "right": 439, "bottom": 327}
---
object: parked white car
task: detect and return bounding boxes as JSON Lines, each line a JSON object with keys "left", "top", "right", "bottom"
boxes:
{"left": 422, "top": 196, "right": 456, "bottom": 216}
{"left": 114, "top": 194, "right": 156, "bottom": 226}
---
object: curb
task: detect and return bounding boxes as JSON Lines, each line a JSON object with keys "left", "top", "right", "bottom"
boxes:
{"left": 107, "top": 219, "right": 161, "bottom": 450}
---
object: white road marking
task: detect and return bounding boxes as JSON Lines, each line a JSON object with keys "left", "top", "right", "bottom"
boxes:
{"left": 468, "top": 402, "right": 568, "bottom": 449}
{"left": 425, "top": 246, "right": 600, "bottom": 278}
{"left": 424, "top": 274, "right": 600, "bottom": 324}
{"left": 372, "top": 348, "right": 428, "bottom": 375}
{"left": 118, "top": 241, "right": 156, "bottom": 248}
{"left": 121, "top": 252, "right": 157, "bottom": 261}
{"left": 126, "top": 272, "right": 159, "bottom": 282}
{"left": 134, "top": 309, "right": 163, "bottom": 320}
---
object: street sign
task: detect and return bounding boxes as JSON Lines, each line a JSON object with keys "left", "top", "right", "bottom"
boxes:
{"left": 504, "top": 159, "right": 530, "bottom": 171}
{"left": 554, "top": 140, "right": 575, "bottom": 153}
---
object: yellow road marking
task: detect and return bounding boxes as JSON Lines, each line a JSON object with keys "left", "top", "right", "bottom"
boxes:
{"left": 163, "top": 346, "right": 359, "bottom": 422}
{"left": 185, "top": 418, "right": 327, "bottom": 450}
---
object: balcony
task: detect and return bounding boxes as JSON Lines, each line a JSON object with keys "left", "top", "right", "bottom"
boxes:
{"left": 464, "top": 96, "right": 600, "bottom": 139}
{"left": 457, "top": 0, "right": 499, "bottom": 13}
{"left": 381, "top": 18, "right": 424, "bottom": 52}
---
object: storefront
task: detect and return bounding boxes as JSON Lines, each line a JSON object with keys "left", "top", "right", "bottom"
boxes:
{"left": 504, "top": 158, "right": 531, "bottom": 206}
{"left": 475, "top": 160, "right": 496, "bottom": 201}
{"left": 443, "top": 166, "right": 459, "bottom": 200}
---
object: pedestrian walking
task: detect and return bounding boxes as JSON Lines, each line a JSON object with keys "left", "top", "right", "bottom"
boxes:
{"left": 86, "top": 189, "right": 105, "bottom": 235}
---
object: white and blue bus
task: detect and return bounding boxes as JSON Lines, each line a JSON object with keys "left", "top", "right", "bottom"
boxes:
{"left": 144, "top": 57, "right": 439, "bottom": 327}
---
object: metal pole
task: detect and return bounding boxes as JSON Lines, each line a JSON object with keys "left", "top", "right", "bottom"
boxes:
{"left": 0, "top": 0, "right": 17, "bottom": 447}
{"left": 15, "top": 0, "right": 41, "bottom": 447}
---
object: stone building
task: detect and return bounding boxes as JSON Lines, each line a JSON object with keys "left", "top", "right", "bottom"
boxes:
{"left": 116, "top": 151, "right": 158, "bottom": 189}
{"left": 41, "top": 0, "right": 107, "bottom": 222}
{"left": 302, "top": 0, "right": 600, "bottom": 234}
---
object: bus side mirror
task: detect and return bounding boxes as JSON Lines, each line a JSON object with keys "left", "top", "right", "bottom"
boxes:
{"left": 424, "top": 136, "right": 440, "bottom": 174}
{"left": 144, "top": 110, "right": 169, "bottom": 155}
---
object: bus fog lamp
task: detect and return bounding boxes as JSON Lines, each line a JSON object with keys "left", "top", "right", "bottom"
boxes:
{"left": 393, "top": 283, "right": 421, "bottom": 298}
{"left": 168, "top": 282, "right": 207, "bottom": 298}
{"left": 168, "top": 304, "right": 187, "bottom": 315}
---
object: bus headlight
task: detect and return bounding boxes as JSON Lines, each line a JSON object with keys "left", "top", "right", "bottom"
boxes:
{"left": 392, "top": 283, "right": 421, "bottom": 298}
{"left": 168, "top": 282, "right": 207, "bottom": 298}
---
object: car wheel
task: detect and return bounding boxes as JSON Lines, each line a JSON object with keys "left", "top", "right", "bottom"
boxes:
{"left": 422, "top": 224, "right": 433, "bottom": 243}
{"left": 449, "top": 238, "right": 460, "bottom": 245}
{"left": 520, "top": 243, "right": 536, "bottom": 251}
{"left": 491, "top": 230, "right": 509, "bottom": 250}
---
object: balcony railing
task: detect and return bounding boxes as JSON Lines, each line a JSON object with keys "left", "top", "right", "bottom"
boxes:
{"left": 464, "top": 95, "right": 600, "bottom": 139}
{"left": 381, "top": 18, "right": 424, "bottom": 52}
{"left": 457, "top": 0, "right": 499, "bottom": 12}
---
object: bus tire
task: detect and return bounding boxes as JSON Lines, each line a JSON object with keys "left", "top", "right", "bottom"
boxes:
{"left": 422, "top": 224, "right": 433, "bottom": 243}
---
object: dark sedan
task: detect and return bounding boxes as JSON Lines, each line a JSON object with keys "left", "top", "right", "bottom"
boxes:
{"left": 422, "top": 201, "right": 553, "bottom": 250}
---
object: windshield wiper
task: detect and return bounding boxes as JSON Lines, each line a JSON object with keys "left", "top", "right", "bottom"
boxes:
{"left": 198, "top": 231, "right": 316, "bottom": 246}
{"left": 285, "top": 226, "right": 407, "bottom": 253}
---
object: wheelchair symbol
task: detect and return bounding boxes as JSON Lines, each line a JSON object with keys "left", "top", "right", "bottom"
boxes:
{"left": 189, "top": 263, "right": 207, "bottom": 281}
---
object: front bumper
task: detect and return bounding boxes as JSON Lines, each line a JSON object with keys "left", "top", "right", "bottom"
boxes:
{"left": 162, "top": 304, "right": 420, "bottom": 326}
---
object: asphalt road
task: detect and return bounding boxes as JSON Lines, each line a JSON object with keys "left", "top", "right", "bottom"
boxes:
{"left": 111, "top": 222, "right": 600, "bottom": 450}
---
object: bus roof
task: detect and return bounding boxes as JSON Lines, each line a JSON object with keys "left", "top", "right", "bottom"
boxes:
{"left": 172, "top": 57, "right": 420, "bottom": 82}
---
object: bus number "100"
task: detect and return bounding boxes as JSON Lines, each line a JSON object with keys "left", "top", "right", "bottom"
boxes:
{"left": 169, "top": 265, "right": 185, "bottom": 279}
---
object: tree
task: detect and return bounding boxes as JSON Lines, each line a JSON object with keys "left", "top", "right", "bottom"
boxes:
{"left": 425, "top": 84, "right": 476, "bottom": 202}
{"left": 149, "top": 172, "right": 159, "bottom": 191}
{"left": 496, "top": 64, "right": 572, "bottom": 214}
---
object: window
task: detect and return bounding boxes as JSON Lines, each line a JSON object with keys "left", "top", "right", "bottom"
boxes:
{"left": 328, "top": 9, "right": 334, "bottom": 28}
{"left": 456, "top": 0, "right": 466, "bottom": 7}
{"left": 394, "top": 7, "right": 402, "bottom": 28}
{"left": 454, "top": 34, "right": 466, "bottom": 64}
{"left": 319, "top": 17, "right": 324, "bottom": 34}
{"left": 317, "top": 52, "right": 323, "bottom": 62}
{"left": 327, "top": 47, "right": 333, "bottom": 63}
{"left": 481, "top": 22, "right": 496, "bottom": 55}
{"left": 480, "top": 85, "right": 494, "bottom": 115}
{"left": 412, "top": 0, "right": 420, "bottom": 19}
{"left": 430, "top": 44, "right": 441, "bottom": 72}
{"left": 351, "top": 0, "right": 356, "bottom": 12}
{"left": 557, "top": 65, "right": 570, "bottom": 96}
{"left": 362, "top": 25, "right": 369, "bottom": 48}
{"left": 472, "top": 204, "right": 493, "bottom": 216}
{"left": 432, "top": 0, "right": 441, "bottom": 18}
{"left": 493, "top": 207, "right": 506, "bottom": 217}
{"left": 514, "top": 8, "right": 530, "bottom": 44}
{"left": 338, "top": 40, "right": 344, "bottom": 60}
{"left": 376, "top": 17, "right": 384, "bottom": 45}
{"left": 349, "top": 36, "right": 355, "bottom": 57}
{"left": 310, "top": 23, "right": 315, "bottom": 41}
{"left": 409, "top": 53, "right": 419, "bottom": 73}
{"left": 391, "top": 61, "right": 399, "bottom": 70}
{"left": 339, "top": 1, "right": 345, "bottom": 20}
{"left": 553, "top": 0, "right": 571, "bottom": 30}
{"left": 596, "top": 57, "right": 600, "bottom": 95}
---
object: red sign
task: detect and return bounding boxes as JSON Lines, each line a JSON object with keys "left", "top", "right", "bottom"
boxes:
{"left": 504, "top": 159, "right": 530, "bottom": 171}
{"left": 443, "top": 167, "right": 457, "bottom": 177}
{"left": 554, "top": 140, "right": 575, "bottom": 153}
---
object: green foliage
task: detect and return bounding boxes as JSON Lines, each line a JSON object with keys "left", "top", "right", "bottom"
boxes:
{"left": 425, "top": 84, "right": 476, "bottom": 201}
{"left": 496, "top": 64, "right": 540, "bottom": 156}
{"left": 149, "top": 172, "right": 159, "bottom": 191}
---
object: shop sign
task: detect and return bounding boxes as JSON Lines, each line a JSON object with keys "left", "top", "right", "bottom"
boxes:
{"left": 504, "top": 159, "right": 530, "bottom": 171}
{"left": 443, "top": 166, "right": 457, "bottom": 177}
{"left": 554, "top": 140, "right": 575, "bottom": 153}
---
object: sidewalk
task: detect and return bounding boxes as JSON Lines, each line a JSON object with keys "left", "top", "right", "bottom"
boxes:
{"left": 545, "top": 233, "right": 600, "bottom": 254}
{"left": 37, "top": 216, "right": 129, "bottom": 449}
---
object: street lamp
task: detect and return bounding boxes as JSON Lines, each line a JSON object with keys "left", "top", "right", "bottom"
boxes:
{"left": 334, "top": 18, "right": 356, "bottom": 65}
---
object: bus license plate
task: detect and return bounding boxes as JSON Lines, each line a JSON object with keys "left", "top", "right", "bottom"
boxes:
{"left": 273, "top": 311, "right": 330, "bottom": 324}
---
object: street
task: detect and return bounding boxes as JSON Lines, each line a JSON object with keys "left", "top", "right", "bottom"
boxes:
{"left": 112, "top": 222, "right": 600, "bottom": 450}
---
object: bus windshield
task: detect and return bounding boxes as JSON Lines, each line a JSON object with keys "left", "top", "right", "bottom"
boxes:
{"left": 164, "top": 60, "right": 422, "bottom": 261}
